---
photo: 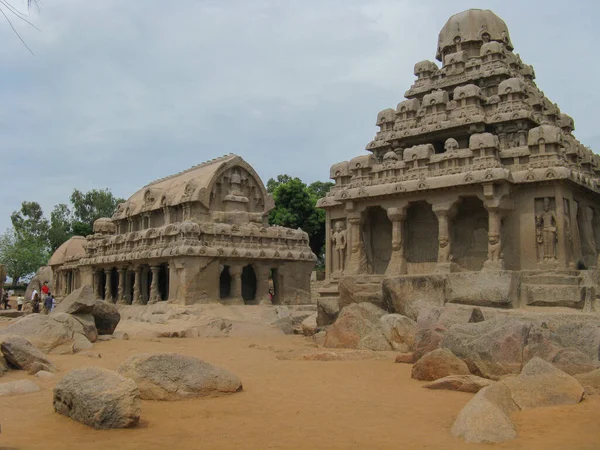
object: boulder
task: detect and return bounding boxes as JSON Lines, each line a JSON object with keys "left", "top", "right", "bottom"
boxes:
{"left": 394, "top": 353, "right": 414, "bottom": 364}
{"left": 0, "top": 379, "right": 40, "bottom": 397}
{"left": 118, "top": 353, "right": 242, "bottom": 400}
{"left": 1, "top": 335, "right": 56, "bottom": 371}
{"left": 502, "top": 357, "right": 584, "bottom": 409}
{"left": 338, "top": 277, "right": 387, "bottom": 311}
{"left": 422, "top": 375, "right": 494, "bottom": 393}
{"left": 358, "top": 330, "right": 393, "bottom": 351}
{"left": 0, "top": 313, "right": 92, "bottom": 354}
{"left": 411, "top": 348, "right": 470, "bottom": 381}
{"left": 442, "top": 316, "right": 532, "bottom": 379}
{"left": 451, "top": 383, "right": 518, "bottom": 443}
{"left": 324, "top": 302, "right": 387, "bottom": 349}
{"left": 28, "top": 361, "right": 58, "bottom": 375}
{"left": 317, "top": 298, "right": 339, "bottom": 327}
{"left": 301, "top": 313, "right": 318, "bottom": 336}
{"left": 54, "top": 285, "right": 96, "bottom": 315}
{"left": 92, "top": 300, "right": 121, "bottom": 335}
{"left": 0, "top": 356, "right": 8, "bottom": 376}
{"left": 53, "top": 367, "right": 140, "bottom": 429}
{"left": 522, "top": 323, "right": 561, "bottom": 363}
{"left": 71, "top": 314, "right": 99, "bottom": 343}
{"left": 574, "top": 369, "right": 600, "bottom": 395}
{"left": 24, "top": 266, "right": 53, "bottom": 309}
{"left": 551, "top": 347, "right": 599, "bottom": 375}
{"left": 35, "top": 370, "right": 55, "bottom": 379}
{"left": 382, "top": 276, "right": 445, "bottom": 320}
{"left": 380, "top": 314, "right": 416, "bottom": 352}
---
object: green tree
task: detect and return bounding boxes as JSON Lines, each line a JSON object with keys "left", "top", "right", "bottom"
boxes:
{"left": 0, "top": 228, "right": 48, "bottom": 284}
{"left": 307, "top": 181, "right": 334, "bottom": 200}
{"left": 10, "top": 201, "right": 49, "bottom": 242}
{"left": 70, "top": 189, "right": 124, "bottom": 237}
{"left": 267, "top": 175, "right": 332, "bottom": 260}
{"left": 48, "top": 204, "right": 74, "bottom": 252}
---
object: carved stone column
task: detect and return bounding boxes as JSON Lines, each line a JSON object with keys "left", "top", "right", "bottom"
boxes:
{"left": 92, "top": 270, "right": 98, "bottom": 297}
{"left": 386, "top": 206, "right": 408, "bottom": 276}
{"left": 229, "top": 265, "right": 243, "bottom": 303}
{"left": 104, "top": 268, "right": 112, "bottom": 302}
{"left": 148, "top": 265, "right": 161, "bottom": 304}
{"left": 345, "top": 213, "right": 363, "bottom": 274}
{"left": 483, "top": 208, "right": 504, "bottom": 270}
{"left": 256, "top": 266, "right": 272, "bottom": 305}
{"left": 433, "top": 202, "right": 457, "bottom": 273}
{"left": 132, "top": 267, "right": 143, "bottom": 305}
{"left": 117, "top": 268, "right": 127, "bottom": 304}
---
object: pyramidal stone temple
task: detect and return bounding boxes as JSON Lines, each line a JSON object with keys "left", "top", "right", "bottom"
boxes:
{"left": 49, "top": 155, "right": 316, "bottom": 305}
{"left": 317, "top": 9, "right": 600, "bottom": 314}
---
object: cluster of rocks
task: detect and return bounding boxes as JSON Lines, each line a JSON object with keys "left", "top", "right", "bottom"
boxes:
{"left": 53, "top": 353, "right": 242, "bottom": 429}
{"left": 316, "top": 300, "right": 600, "bottom": 443}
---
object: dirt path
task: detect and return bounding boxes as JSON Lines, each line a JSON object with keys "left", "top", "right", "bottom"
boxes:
{"left": 1, "top": 335, "right": 599, "bottom": 449}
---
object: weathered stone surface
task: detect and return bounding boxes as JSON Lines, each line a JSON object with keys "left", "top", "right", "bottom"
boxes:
{"left": 1, "top": 336, "right": 56, "bottom": 371}
{"left": 551, "top": 347, "right": 598, "bottom": 375}
{"left": 317, "top": 298, "right": 339, "bottom": 327}
{"left": 0, "top": 379, "right": 40, "bottom": 397}
{"left": 118, "top": 353, "right": 242, "bottom": 400}
{"left": 28, "top": 361, "right": 58, "bottom": 375}
{"left": 24, "top": 266, "right": 52, "bottom": 309}
{"left": 0, "top": 356, "right": 8, "bottom": 376}
{"left": 358, "top": 330, "right": 393, "bottom": 351}
{"left": 54, "top": 367, "right": 140, "bottom": 429}
{"left": 324, "top": 302, "right": 388, "bottom": 349}
{"left": 423, "top": 375, "right": 494, "bottom": 393}
{"left": 380, "top": 314, "right": 416, "bottom": 352}
{"left": 502, "top": 357, "right": 584, "bottom": 409}
{"left": 442, "top": 316, "right": 531, "bottom": 379}
{"left": 411, "top": 348, "right": 470, "bottom": 381}
{"left": 451, "top": 383, "right": 517, "bottom": 443}
{"left": 382, "top": 276, "right": 445, "bottom": 321}
{"left": 301, "top": 313, "right": 318, "bottom": 336}
{"left": 35, "top": 370, "right": 55, "bottom": 379}
{"left": 71, "top": 314, "right": 98, "bottom": 343}
{"left": 288, "top": 350, "right": 387, "bottom": 361}
{"left": 92, "top": 300, "right": 121, "bottom": 335}
{"left": 54, "top": 285, "right": 96, "bottom": 315}
{"left": 339, "top": 277, "right": 386, "bottom": 311}
{"left": 395, "top": 352, "right": 414, "bottom": 364}
{"left": 574, "top": 369, "right": 600, "bottom": 395}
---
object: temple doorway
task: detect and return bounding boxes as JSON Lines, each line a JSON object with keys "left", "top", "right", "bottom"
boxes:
{"left": 220, "top": 266, "right": 231, "bottom": 299}
{"left": 271, "top": 268, "right": 281, "bottom": 305}
{"left": 241, "top": 265, "right": 257, "bottom": 304}
{"left": 158, "top": 264, "right": 169, "bottom": 301}
{"left": 452, "top": 197, "right": 488, "bottom": 270}
{"left": 406, "top": 201, "right": 438, "bottom": 264}
{"left": 110, "top": 268, "right": 119, "bottom": 302}
{"left": 98, "top": 270, "right": 106, "bottom": 299}
{"left": 362, "top": 206, "right": 392, "bottom": 274}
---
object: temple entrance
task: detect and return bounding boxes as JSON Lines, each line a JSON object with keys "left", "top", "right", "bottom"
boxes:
{"left": 110, "top": 268, "right": 119, "bottom": 302}
{"left": 362, "top": 206, "right": 392, "bottom": 274}
{"left": 406, "top": 201, "right": 438, "bottom": 266}
{"left": 128, "top": 271, "right": 135, "bottom": 302}
{"left": 158, "top": 264, "right": 169, "bottom": 301}
{"left": 452, "top": 197, "right": 488, "bottom": 270}
{"left": 98, "top": 270, "right": 106, "bottom": 299}
{"left": 241, "top": 265, "right": 257, "bottom": 304}
{"left": 220, "top": 266, "right": 231, "bottom": 299}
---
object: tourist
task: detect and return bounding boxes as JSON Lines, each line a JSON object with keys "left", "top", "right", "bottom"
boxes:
{"left": 50, "top": 293, "right": 56, "bottom": 312}
{"left": 1, "top": 291, "right": 9, "bottom": 310}
{"left": 41, "top": 281, "right": 49, "bottom": 302}
{"left": 16, "top": 296, "right": 23, "bottom": 311}
{"left": 31, "top": 287, "right": 38, "bottom": 302}
{"left": 32, "top": 293, "right": 40, "bottom": 313}
{"left": 44, "top": 292, "right": 53, "bottom": 314}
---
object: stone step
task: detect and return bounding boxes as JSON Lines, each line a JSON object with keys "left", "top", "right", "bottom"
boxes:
{"left": 316, "top": 286, "right": 340, "bottom": 299}
{"left": 522, "top": 274, "right": 581, "bottom": 286}
{"left": 524, "top": 284, "right": 586, "bottom": 309}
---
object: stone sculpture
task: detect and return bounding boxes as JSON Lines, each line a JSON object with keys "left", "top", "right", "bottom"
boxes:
{"left": 331, "top": 221, "right": 347, "bottom": 274}
{"left": 536, "top": 197, "right": 558, "bottom": 262}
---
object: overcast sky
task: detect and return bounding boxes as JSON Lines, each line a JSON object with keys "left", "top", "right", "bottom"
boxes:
{"left": 1, "top": 0, "right": 599, "bottom": 232}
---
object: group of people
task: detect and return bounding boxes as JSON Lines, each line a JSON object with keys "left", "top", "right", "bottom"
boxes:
{"left": 31, "top": 281, "right": 55, "bottom": 314}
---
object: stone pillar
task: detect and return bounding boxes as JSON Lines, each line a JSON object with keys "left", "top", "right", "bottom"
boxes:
{"left": 433, "top": 201, "right": 457, "bottom": 273}
{"left": 325, "top": 215, "right": 332, "bottom": 280}
{"left": 386, "top": 206, "right": 408, "bottom": 276}
{"left": 555, "top": 189, "right": 568, "bottom": 269}
{"left": 132, "top": 267, "right": 143, "bottom": 305}
{"left": 345, "top": 213, "right": 363, "bottom": 274}
{"left": 104, "top": 268, "right": 112, "bottom": 302}
{"left": 483, "top": 208, "right": 504, "bottom": 270}
{"left": 148, "top": 265, "right": 161, "bottom": 304}
{"left": 117, "top": 268, "right": 127, "bottom": 304}
{"left": 229, "top": 265, "right": 243, "bottom": 303}
{"left": 256, "top": 266, "right": 271, "bottom": 305}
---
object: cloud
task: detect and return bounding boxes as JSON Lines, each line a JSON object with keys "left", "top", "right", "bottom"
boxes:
{"left": 1, "top": 0, "right": 599, "bottom": 232}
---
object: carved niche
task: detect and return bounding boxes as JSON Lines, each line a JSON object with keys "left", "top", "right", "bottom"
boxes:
{"left": 535, "top": 197, "right": 558, "bottom": 262}
{"left": 331, "top": 220, "right": 348, "bottom": 274}
{"left": 210, "top": 166, "right": 264, "bottom": 213}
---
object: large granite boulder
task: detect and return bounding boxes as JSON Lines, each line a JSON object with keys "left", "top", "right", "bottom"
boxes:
{"left": 53, "top": 367, "right": 140, "bottom": 429}
{"left": 411, "top": 348, "right": 470, "bottom": 381}
{"left": 316, "top": 298, "right": 339, "bottom": 327}
{"left": 423, "top": 375, "right": 494, "bottom": 393}
{"left": 0, "top": 379, "right": 40, "bottom": 397}
{"left": 24, "top": 266, "right": 53, "bottom": 309}
{"left": 301, "top": 313, "right": 318, "bottom": 336}
{"left": 92, "top": 300, "right": 121, "bottom": 335}
{"left": 118, "top": 353, "right": 242, "bottom": 400}
{"left": 324, "top": 302, "right": 388, "bottom": 349}
{"left": 338, "top": 277, "right": 387, "bottom": 311}
{"left": 0, "top": 335, "right": 57, "bottom": 371}
{"left": 71, "top": 314, "right": 98, "bottom": 343}
{"left": 0, "top": 313, "right": 93, "bottom": 354}
{"left": 382, "top": 275, "right": 445, "bottom": 320}
{"left": 574, "top": 369, "right": 600, "bottom": 395}
{"left": 380, "top": 314, "right": 416, "bottom": 352}
{"left": 551, "top": 347, "right": 599, "bottom": 376}
{"left": 54, "top": 285, "right": 96, "bottom": 315}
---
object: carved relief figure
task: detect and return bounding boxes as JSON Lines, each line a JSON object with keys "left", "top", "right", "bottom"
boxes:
{"left": 536, "top": 197, "right": 557, "bottom": 261}
{"left": 487, "top": 233, "right": 502, "bottom": 262}
{"left": 331, "top": 221, "right": 347, "bottom": 273}
{"left": 438, "top": 236, "right": 451, "bottom": 263}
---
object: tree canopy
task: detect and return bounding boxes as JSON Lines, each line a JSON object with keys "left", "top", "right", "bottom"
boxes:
{"left": 267, "top": 175, "right": 333, "bottom": 262}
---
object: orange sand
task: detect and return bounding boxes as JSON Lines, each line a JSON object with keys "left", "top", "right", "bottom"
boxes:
{"left": 1, "top": 335, "right": 599, "bottom": 450}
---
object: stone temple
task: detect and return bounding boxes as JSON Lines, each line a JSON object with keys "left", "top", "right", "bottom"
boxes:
{"left": 50, "top": 155, "right": 316, "bottom": 305}
{"left": 317, "top": 9, "right": 600, "bottom": 313}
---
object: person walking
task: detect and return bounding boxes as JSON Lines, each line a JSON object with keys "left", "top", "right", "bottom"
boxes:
{"left": 41, "top": 281, "right": 49, "bottom": 303}
{"left": 1, "top": 291, "right": 9, "bottom": 310}
{"left": 16, "top": 296, "right": 23, "bottom": 311}
{"left": 44, "top": 292, "right": 53, "bottom": 314}
{"left": 32, "top": 293, "right": 40, "bottom": 313}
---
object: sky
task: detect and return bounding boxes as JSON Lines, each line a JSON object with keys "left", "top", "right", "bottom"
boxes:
{"left": 1, "top": 0, "right": 599, "bottom": 232}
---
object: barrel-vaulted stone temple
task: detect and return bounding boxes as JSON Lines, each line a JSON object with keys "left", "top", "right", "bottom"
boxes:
{"left": 317, "top": 9, "right": 600, "bottom": 311}
{"left": 50, "top": 154, "right": 316, "bottom": 305}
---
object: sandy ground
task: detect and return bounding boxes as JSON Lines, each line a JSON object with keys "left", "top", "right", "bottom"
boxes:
{"left": 0, "top": 333, "right": 599, "bottom": 450}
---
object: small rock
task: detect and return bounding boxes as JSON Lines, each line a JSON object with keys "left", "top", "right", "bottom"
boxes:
{"left": 358, "top": 330, "right": 393, "bottom": 351}
{"left": 113, "top": 331, "right": 130, "bottom": 340}
{"left": 81, "top": 351, "right": 102, "bottom": 359}
{"left": 53, "top": 367, "right": 140, "bottom": 429}
{"left": 35, "top": 370, "right": 55, "bottom": 379}
{"left": 551, "top": 347, "right": 599, "bottom": 375}
{"left": 97, "top": 335, "right": 113, "bottom": 342}
{"left": 28, "top": 361, "right": 57, "bottom": 375}
{"left": 574, "top": 369, "right": 600, "bottom": 395}
{"left": 1, "top": 335, "right": 57, "bottom": 372}
{"left": 423, "top": 375, "right": 494, "bottom": 393}
{"left": 395, "top": 353, "right": 414, "bottom": 364}
{"left": 313, "top": 330, "right": 326, "bottom": 347}
{"left": 380, "top": 314, "right": 416, "bottom": 352}
{"left": 0, "top": 356, "right": 8, "bottom": 376}
{"left": 301, "top": 313, "right": 317, "bottom": 336}
{"left": 411, "top": 348, "right": 470, "bottom": 381}
{"left": 0, "top": 379, "right": 40, "bottom": 397}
